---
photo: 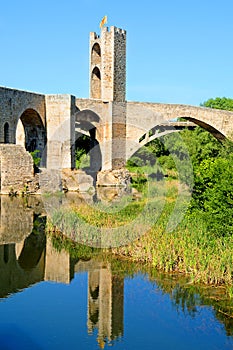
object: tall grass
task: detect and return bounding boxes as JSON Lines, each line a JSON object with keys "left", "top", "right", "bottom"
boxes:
{"left": 46, "top": 179, "right": 233, "bottom": 294}
{"left": 113, "top": 201, "right": 233, "bottom": 291}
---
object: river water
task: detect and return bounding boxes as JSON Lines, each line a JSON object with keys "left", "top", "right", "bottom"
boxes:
{"left": 0, "top": 195, "right": 233, "bottom": 350}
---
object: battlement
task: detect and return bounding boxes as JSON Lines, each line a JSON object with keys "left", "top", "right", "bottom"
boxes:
{"left": 90, "top": 32, "right": 100, "bottom": 41}
{"left": 100, "top": 26, "right": 126, "bottom": 37}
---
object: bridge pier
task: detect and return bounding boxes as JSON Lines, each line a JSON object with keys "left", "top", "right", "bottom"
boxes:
{"left": 45, "top": 94, "right": 76, "bottom": 170}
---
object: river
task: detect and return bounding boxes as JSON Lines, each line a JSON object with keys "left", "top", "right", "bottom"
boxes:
{"left": 0, "top": 195, "right": 233, "bottom": 349}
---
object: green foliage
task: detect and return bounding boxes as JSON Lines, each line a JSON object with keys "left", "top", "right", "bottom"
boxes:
{"left": 76, "top": 150, "right": 90, "bottom": 169}
{"left": 191, "top": 154, "right": 233, "bottom": 236}
{"left": 201, "top": 97, "right": 233, "bottom": 111}
{"left": 30, "top": 149, "right": 41, "bottom": 167}
{"left": 49, "top": 231, "right": 99, "bottom": 260}
{"left": 127, "top": 96, "right": 233, "bottom": 240}
{"left": 75, "top": 134, "right": 91, "bottom": 169}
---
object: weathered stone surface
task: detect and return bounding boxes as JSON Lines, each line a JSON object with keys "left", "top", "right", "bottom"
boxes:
{"left": 62, "top": 169, "right": 95, "bottom": 192}
{"left": 97, "top": 169, "right": 131, "bottom": 187}
{"left": 39, "top": 168, "right": 62, "bottom": 193}
{"left": 90, "top": 26, "right": 126, "bottom": 102}
{"left": 0, "top": 144, "right": 34, "bottom": 194}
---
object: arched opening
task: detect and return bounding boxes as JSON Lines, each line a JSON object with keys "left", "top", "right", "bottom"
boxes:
{"left": 91, "top": 43, "right": 101, "bottom": 66}
{"left": 4, "top": 123, "right": 10, "bottom": 143}
{"left": 75, "top": 122, "right": 102, "bottom": 173}
{"left": 75, "top": 109, "right": 102, "bottom": 179}
{"left": 91, "top": 67, "right": 101, "bottom": 99}
{"left": 16, "top": 109, "right": 47, "bottom": 167}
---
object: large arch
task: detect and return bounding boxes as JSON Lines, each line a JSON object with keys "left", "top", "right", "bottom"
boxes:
{"left": 16, "top": 108, "right": 47, "bottom": 167}
{"left": 126, "top": 101, "right": 233, "bottom": 161}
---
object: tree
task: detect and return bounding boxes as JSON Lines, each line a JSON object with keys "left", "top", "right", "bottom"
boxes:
{"left": 189, "top": 97, "right": 233, "bottom": 236}
{"left": 201, "top": 97, "right": 233, "bottom": 111}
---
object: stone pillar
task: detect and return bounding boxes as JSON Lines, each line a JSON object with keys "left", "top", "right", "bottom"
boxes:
{"left": 112, "top": 101, "right": 127, "bottom": 169}
{"left": 45, "top": 94, "right": 75, "bottom": 170}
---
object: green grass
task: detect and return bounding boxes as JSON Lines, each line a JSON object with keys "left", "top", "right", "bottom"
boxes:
{"left": 46, "top": 179, "right": 233, "bottom": 295}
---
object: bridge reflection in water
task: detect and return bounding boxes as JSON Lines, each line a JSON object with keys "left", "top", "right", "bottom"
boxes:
{"left": 0, "top": 195, "right": 124, "bottom": 347}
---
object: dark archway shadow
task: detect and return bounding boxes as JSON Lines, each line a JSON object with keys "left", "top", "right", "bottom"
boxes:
{"left": 17, "top": 215, "right": 46, "bottom": 271}
{"left": 16, "top": 108, "right": 47, "bottom": 169}
{"left": 75, "top": 110, "right": 102, "bottom": 187}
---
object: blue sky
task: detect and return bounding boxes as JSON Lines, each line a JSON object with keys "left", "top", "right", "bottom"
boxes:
{"left": 1, "top": 0, "right": 233, "bottom": 106}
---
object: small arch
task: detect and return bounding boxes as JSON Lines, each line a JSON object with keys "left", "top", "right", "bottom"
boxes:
{"left": 91, "top": 67, "right": 101, "bottom": 99}
{"left": 91, "top": 43, "right": 101, "bottom": 66}
{"left": 75, "top": 109, "right": 100, "bottom": 124}
{"left": 4, "top": 123, "right": 10, "bottom": 143}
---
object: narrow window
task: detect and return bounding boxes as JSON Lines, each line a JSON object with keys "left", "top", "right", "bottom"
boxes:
{"left": 91, "top": 67, "right": 101, "bottom": 99}
{"left": 4, "top": 123, "right": 9, "bottom": 143}
{"left": 4, "top": 245, "right": 9, "bottom": 263}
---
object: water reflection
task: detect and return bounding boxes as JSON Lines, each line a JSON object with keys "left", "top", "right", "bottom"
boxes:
{"left": 0, "top": 195, "right": 233, "bottom": 349}
{"left": 0, "top": 195, "right": 124, "bottom": 346}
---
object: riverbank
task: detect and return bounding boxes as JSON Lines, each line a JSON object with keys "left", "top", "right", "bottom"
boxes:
{"left": 46, "top": 179, "right": 233, "bottom": 297}
{"left": 110, "top": 180, "right": 233, "bottom": 295}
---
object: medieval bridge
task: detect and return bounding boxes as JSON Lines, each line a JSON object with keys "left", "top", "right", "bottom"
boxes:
{"left": 0, "top": 25, "right": 233, "bottom": 193}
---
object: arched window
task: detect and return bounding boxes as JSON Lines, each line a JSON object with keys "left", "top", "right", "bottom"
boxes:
{"left": 91, "top": 67, "right": 101, "bottom": 99}
{"left": 91, "top": 43, "right": 101, "bottom": 66}
{"left": 4, "top": 122, "right": 9, "bottom": 143}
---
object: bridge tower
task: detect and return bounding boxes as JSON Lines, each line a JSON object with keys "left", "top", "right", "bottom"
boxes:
{"left": 90, "top": 26, "right": 126, "bottom": 102}
{"left": 89, "top": 26, "right": 127, "bottom": 171}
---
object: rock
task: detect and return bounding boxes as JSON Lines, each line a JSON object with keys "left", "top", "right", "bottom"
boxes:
{"left": 97, "top": 168, "right": 131, "bottom": 187}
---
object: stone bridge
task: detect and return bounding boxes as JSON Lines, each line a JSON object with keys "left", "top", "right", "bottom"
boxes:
{"left": 0, "top": 24, "right": 233, "bottom": 193}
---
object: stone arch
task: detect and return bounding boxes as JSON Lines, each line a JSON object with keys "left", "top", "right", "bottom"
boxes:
{"left": 180, "top": 117, "right": 226, "bottom": 140}
{"left": 91, "top": 67, "right": 101, "bottom": 99}
{"left": 91, "top": 43, "right": 101, "bottom": 66}
{"left": 4, "top": 123, "right": 10, "bottom": 143}
{"left": 126, "top": 102, "right": 233, "bottom": 161}
{"left": 126, "top": 120, "right": 225, "bottom": 162}
{"left": 75, "top": 121, "right": 102, "bottom": 172}
{"left": 16, "top": 108, "right": 47, "bottom": 167}
{"left": 75, "top": 110, "right": 102, "bottom": 172}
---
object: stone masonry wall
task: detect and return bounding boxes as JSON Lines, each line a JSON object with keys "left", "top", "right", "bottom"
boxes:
{"left": 0, "top": 87, "right": 45, "bottom": 144}
{"left": 126, "top": 101, "right": 233, "bottom": 142}
{"left": 101, "top": 27, "right": 114, "bottom": 101}
{"left": 113, "top": 27, "right": 126, "bottom": 102}
{"left": 90, "top": 27, "right": 126, "bottom": 102}
{"left": 45, "top": 94, "right": 75, "bottom": 169}
{"left": 0, "top": 144, "right": 34, "bottom": 194}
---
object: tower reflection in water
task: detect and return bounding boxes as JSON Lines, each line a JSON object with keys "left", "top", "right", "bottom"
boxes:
{"left": 0, "top": 195, "right": 124, "bottom": 348}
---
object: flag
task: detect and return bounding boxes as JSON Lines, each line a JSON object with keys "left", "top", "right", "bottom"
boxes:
{"left": 99, "top": 15, "right": 107, "bottom": 29}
